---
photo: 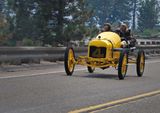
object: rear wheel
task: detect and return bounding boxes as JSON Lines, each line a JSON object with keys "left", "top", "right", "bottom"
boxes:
{"left": 64, "top": 47, "right": 75, "bottom": 76}
{"left": 136, "top": 50, "right": 145, "bottom": 77}
{"left": 118, "top": 51, "right": 128, "bottom": 80}
{"left": 87, "top": 66, "right": 95, "bottom": 73}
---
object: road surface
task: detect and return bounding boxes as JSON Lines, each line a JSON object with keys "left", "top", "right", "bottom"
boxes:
{"left": 0, "top": 59, "right": 160, "bottom": 113}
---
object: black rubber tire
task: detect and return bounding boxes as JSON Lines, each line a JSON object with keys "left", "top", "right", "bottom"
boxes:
{"left": 136, "top": 50, "right": 145, "bottom": 77}
{"left": 64, "top": 47, "right": 75, "bottom": 76}
{"left": 118, "top": 51, "right": 128, "bottom": 80}
{"left": 87, "top": 66, "right": 95, "bottom": 73}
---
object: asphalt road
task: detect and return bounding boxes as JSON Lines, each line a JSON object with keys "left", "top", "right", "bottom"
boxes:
{"left": 0, "top": 59, "right": 160, "bottom": 113}
{"left": 93, "top": 94, "right": 160, "bottom": 113}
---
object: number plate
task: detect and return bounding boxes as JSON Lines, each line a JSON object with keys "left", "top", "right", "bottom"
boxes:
{"left": 89, "top": 46, "right": 106, "bottom": 58}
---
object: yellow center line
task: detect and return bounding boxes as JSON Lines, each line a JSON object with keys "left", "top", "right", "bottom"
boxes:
{"left": 90, "top": 103, "right": 130, "bottom": 113}
{"left": 90, "top": 98, "right": 149, "bottom": 113}
{"left": 68, "top": 90, "right": 160, "bottom": 113}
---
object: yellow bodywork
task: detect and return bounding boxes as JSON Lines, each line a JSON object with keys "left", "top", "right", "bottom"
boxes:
{"left": 94, "top": 32, "right": 121, "bottom": 48}
{"left": 76, "top": 32, "right": 122, "bottom": 68}
{"left": 89, "top": 32, "right": 121, "bottom": 59}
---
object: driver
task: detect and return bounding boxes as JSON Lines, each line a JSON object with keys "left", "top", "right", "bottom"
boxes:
{"left": 100, "top": 23, "right": 112, "bottom": 32}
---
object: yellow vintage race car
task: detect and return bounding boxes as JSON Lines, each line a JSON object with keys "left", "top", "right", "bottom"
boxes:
{"left": 64, "top": 32, "right": 145, "bottom": 80}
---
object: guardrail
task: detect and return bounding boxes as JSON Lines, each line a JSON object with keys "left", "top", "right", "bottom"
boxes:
{"left": 0, "top": 47, "right": 87, "bottom": 64}
{"left": 137, "top": 39, "right": 160, "bottom": 45}
{"left": 138, "top": 45, "right": 160, "bottom": 56}
{"left": 0, "top": 45, "right": 160, "bottom": 65}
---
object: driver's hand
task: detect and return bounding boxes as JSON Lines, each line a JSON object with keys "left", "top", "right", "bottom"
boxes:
{"left": 121, "top": 41, "right": 127, "bottom": 48}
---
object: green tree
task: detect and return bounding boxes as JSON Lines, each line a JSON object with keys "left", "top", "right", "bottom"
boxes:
{"left": 138, "top": 0, "right": 159, "bottom": 31}
{"left": 87, "top": 0, "right": 132, "bottom": 25}
{"left": 63, "top": 0, "right": 93, "bottom": 43}
{"left": 12, "top": 0, "right": 41, "bottom": 40}
{"left": 35, "top": 0, "right": 59, "bottom": 45}
{"left": 0, "top": 0, "right": 11, "bottom": 45}
{"left": 131, "top": 0, "right": 139, "bottom": 30}
{"left": 108, "top": 0, "right": 132, "bottom": 23}
{"left": 86, "top": 0, "right": 113, "bottom": 25}
{"left": 5, "top": 0, "right": 92, "bottom": 46}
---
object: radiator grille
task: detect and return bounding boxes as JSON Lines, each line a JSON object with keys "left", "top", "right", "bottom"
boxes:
{"left": 89, "top": 46, "right": 106, "bottom": 58}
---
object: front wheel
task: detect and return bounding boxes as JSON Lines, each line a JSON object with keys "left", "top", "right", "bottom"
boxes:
{"left": 87, "top": 66, "right": 95, "bottom": 73}
{"left": 118, "top": 51, "right": 128, "bottom": 80}
{"left": 64, "top": 47, "right": 75, "bottom": 76}
{"left": 136, "top": 50, "right": 145, "bottom": 77}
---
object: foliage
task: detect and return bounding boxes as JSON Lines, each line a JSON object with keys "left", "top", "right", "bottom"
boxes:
{"left": 137, "top": 28, "right": 160, "bottom": 37}
{"left": 0, "top": 0, "right": 160, "bottom": 46}
{"left": 87, "top": 0, "right": 132, "bottom": 25}
{"left": 138, "top": 0, "right": 159, "bottom": 31}
{"left": 62, "top": 0, "right": 93, "bottom": 44}
{"left": 22, "top": 38, "right": 34, "bottom": 46}
{"left": 0, "top": 0, "right": 92, "bottom": 46}
{"left": 108, "top": 0, "right": 132, "bottom": 23}
{"left": 131, "top": 0, "right": 139, "bottom": 30}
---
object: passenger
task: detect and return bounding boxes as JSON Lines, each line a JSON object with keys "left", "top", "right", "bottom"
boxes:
{"left": 100, "top": 23, "right": 112, "bottom": 32}
{"left": 115, "top": 23, "right": 131, "bottom": 40}
{"left": 115, "top": 23, "right": 136, "bottom": 47}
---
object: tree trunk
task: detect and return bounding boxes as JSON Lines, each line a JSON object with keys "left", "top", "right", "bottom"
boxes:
{"left": 56, "top": 0, "right": 64, "bottom": 43}
{"left": 132, "top": 0, "right": 137, "bottom": 31}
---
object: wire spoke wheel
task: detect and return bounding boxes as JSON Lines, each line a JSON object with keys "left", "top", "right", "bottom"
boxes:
{"left": 64, "top": 47, "right": 75, "bottom": 76}
{"left": 137, "top": 50, "right": 145, "bottom": 77}
{"left": 118, "top": 51, "right": 128, "bottom": 80}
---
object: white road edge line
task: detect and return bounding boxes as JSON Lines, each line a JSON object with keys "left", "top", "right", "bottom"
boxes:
{"left": 0, "top": 68, "right": 86, "bottom": 79}
{"left": 0, "top": 60, "right": 159, "bottom": 79}
{"left": 146, "top": 60, "right": 160, "bottom": 64}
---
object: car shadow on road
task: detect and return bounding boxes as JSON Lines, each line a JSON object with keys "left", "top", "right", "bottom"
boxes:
{"left": 62, "top": 72, "right": 140, "bottom": 80}
{"left": 64, "top": 72, "right": 120, "bottom": 80}
{"left": 84, "top": 73, "right": 139, "bottom": 80}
